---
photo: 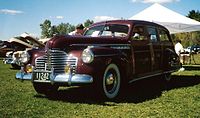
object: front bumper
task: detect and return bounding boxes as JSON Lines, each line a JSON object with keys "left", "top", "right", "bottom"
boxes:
{"left": 32, "top": 70, "right": 93, "bottom": 86}
{"left": 16, "top": 71, "right": 93, "bottom": 86}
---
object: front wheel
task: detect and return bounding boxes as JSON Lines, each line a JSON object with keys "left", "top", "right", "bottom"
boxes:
{"left": 102, "top": 64, "right": 121, "bottom": 99}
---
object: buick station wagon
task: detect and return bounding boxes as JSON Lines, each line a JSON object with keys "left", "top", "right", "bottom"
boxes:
{"left": 16, "top": 20, "right": 180, "bottom": 99}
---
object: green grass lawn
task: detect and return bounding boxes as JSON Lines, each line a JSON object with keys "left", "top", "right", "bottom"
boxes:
{"left": 0, "top": 59, "right": 200, "bottom": 118}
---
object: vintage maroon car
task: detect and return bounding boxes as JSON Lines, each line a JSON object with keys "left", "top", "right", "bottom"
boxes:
{"left": 16, "top": 20, "right": 180, "bottom": 99}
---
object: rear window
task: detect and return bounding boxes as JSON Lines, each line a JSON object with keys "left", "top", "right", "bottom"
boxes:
{"left": 84, "top": 24, "right": 129, "bottom": 37}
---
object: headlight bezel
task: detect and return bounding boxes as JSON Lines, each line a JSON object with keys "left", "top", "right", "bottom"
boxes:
{"left": 81, "top": 48, "right": 94, "bottom": 64}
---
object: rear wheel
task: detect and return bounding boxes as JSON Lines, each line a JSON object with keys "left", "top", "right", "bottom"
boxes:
{"left": 102, "top": 64, "right": 121, "bottom": 99}
{"left": 33, "top": 82, "right": 59, "bottom": 95}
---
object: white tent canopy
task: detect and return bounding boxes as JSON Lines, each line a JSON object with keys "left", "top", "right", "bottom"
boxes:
{"left": 129, "top": 3, "right": 200, "bottom": 34}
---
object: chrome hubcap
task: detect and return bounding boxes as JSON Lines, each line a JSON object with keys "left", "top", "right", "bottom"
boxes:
{"left": 105, "top": 71, "right": 117, "bottom": 93}
{"left": 106, "top": 74, "right": 114, "bottom": 85}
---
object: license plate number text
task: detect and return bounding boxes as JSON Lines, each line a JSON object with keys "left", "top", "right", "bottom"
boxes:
{"left": 35, "top": 72, "right": 50, "bottom": 81}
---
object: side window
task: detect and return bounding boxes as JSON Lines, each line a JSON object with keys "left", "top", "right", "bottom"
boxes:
{"left": 132, "top": 26, "right": 147, "bottom": 40}
{"left": 147, "top": 27, "right": 158, "bottom": 42}
{"left": 159, "top": 29, "right": 170, "bottom": 42}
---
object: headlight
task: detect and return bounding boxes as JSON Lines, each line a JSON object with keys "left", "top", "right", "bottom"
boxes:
{"left": 81, "top": 48, "right": 94, "bottom": 63}
{"left": 20, "top": 51, "right": 30, "bottom": 64}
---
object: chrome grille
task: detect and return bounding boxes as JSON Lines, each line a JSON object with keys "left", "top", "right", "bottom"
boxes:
{"left": 35, "top": 50, "right": 78, "bottom": 74}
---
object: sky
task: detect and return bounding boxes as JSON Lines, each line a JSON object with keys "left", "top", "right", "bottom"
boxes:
{"left": 0, "top": 0, "right": 200, "bottom": 41}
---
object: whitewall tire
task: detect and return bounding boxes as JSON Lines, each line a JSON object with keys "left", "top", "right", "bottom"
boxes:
{"left": 103, "top": 64, "right": 121, "bottom": 99}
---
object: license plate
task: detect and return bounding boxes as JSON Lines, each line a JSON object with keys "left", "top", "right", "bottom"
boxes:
{"left": 34, "top": 72, "right": 50, "bottom": 81}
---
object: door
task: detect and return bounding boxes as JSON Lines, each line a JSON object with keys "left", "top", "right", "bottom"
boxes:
{"left": 131, "top": 25, "right": 151, "bottom": 75}
{"left": 147, "top": 26, "right": 162, "bottom": 72}
{"left": 158, "top": 28, "right": 176, "bottom": 70}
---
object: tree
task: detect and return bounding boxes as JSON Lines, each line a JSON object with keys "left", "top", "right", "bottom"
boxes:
{"left": 56, "top": 23, "right": 68, "bottom": 35}
{"left": 187, "top": 10, "right": 200, "bottom": 45}
{"left": 84, "top": 19, "right": 94, "bottom": 28}
{"left": 40, "top": 20, "right": 52, "bottom": 38}
{"left": 40, "top": 19, "right": 76, "bottom": 38}
{"left": 67, "top": 24, "right": 75, "bottom": 33}
{"left": 56, "top": 23, "right": 75, "bottom": 35}
{"left": 187, "top": 10, "right": 200, "bottom": 22}
{"left": 49, "top": 25, "right": 58, "bottom": 37}
{"left": 40, "top": 19, "right": 95, "bottom": 38}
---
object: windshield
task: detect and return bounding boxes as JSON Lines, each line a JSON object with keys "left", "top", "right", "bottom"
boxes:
{"left": 84, "top": 24, "right": 129, "bottom": 37}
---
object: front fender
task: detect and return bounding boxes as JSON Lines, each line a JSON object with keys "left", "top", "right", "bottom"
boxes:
{"left": 27, "top": 48, "right": 45, "bottom": 66}
{"left": 76, "top": 46, "right": 131, "bottom": 83}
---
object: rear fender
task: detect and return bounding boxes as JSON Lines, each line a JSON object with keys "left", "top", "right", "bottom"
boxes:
{"left": 164, "top": 48, "right": 180, "bottom": 70}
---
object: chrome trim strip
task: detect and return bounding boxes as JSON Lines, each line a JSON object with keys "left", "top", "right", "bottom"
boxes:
{"left": 134, "top": 50, "right": 151, "bottom": 53}
{"left": 94, "top": 54, "right": 119, "bottom": 57}
{"left": 163, "top": 69, "right": 178, "bottom": 74}
{"left": 129, "top": 72, "right": 163, "bottom": 84}
{"left": 129, "top": 69, "right": 178, "bottom": 84}
{"left": 71, "top": 44, "right": 131, "bottom": 47}
{"left": 72, "top": 44, "right": 131, "bottom": 50}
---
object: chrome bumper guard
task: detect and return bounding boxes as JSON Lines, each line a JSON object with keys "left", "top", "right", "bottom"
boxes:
{"left": 32, "top": 70, "right": 93, "bottom": 86}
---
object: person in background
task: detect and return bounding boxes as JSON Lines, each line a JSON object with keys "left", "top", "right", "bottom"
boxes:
{"left": 68, "top": 24, "right": 85, "bottom": 36}
{"left": 174, "top": 39, "right": 185, "bottom": 71}
{"left": 175, "top": 39, "right": 184, "bottom": 56}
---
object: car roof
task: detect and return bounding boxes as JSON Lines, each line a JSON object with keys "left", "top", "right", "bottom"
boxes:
{"left": 91, "top": 20, "right": 168, "bottom": 30}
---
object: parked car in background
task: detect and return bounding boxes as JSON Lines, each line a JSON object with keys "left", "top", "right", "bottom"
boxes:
{"left": 184, "top": 46, "right": 191, "bottom": 53}
{"left": 15, "top": 37, "right": 51, "bottom": 79}
{"left": 191, "top": 45, "right": 200, "bottom": 54}
{"left": 16, "top": 20, "right": 180, "bottom": 99}
{"left": 3, "top": 33, "right": 45, "bottom": 69}
{"left": 16, "top": 48, "right": 45, "bottom": 80}
{"left": 0, "top": 41, "right": 13, "bottom": 57}
{"left": 184, "top": 45, "right": 200, "bottom": 54}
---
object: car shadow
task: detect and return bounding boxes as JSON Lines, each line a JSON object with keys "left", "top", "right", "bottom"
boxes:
{"left": 34, "top": 75, "right": 200, "bottom": 105}
{"left": 34, "top": 86, "right": 109, "bottom": 105}
{"left": 118, "top": 75, "right": 200, "bottom": 103}
{"left": 10, "top": 67, "right": 20, "bottom": 70}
